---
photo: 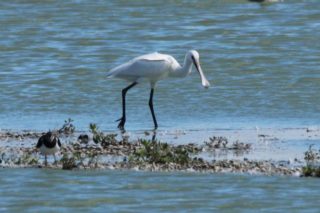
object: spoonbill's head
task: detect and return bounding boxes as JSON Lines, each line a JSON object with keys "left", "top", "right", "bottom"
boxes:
{"left": 187, "top": 50, "right": 210, "bottom": 89}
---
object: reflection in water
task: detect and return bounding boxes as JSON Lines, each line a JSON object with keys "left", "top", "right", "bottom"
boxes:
{"left": 120, "top": 129, "right": 157, "bottom": 142}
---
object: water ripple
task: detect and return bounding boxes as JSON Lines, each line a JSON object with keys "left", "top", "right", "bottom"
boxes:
{"left": 0, "top": 0, "right": 319, "bottom": 130}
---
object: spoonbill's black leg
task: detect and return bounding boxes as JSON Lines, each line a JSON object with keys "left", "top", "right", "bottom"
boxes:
{"left": 117, "top": 82, "right": 137, "bottom": 130}
{"left": 151, "top": 130, "right": 157, "bottom": 142}
{"left": 149, "top": 88, "right": 158, "bottom": 129}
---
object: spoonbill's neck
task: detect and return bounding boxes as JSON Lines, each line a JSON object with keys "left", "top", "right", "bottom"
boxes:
{"left": 171, "top": 54, "right": 193, "bottom": 78}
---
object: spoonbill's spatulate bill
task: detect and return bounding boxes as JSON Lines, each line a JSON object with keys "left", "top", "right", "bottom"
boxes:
{"left": 107, "top": 50, "right": 210, "bottom": 130}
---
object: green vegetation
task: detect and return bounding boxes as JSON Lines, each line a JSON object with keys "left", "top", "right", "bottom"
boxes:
{"left": 89, "top": 123, "right": 117, "bottom": 145}
{"left": 302, "top": 145, "right": 320, "bottom": 177}
{"left": 202, "top": 136, "right": 251, "bottom": 158}
{"left": 15, "top": 153, "right": 38, "bottom": 165}
{"left": 205, "top": 136, "right": 228, "bottom": 149}
{"left": 130, "top": 139, "right": 191, "bottom": 165}
{"left": 60, "top": 153, "right": 77, "bottom": 170}
{"left": 60, "top": 149, "right": 100, "bottom": 170}
{"left": 302, "top": 166, "right": 320, "bottom": 177}
{"left": 0, "top": 150, "right": 39, "bottom": 166}
{"left": 58, "top": 118, "right": 75, "bottom": 135}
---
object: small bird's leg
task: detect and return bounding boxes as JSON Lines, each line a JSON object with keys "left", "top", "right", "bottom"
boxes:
{"left": 117, "top": 82, "right": 137, "bottom": 130}
{"left": 53, "top": 154, "right": 57, "bottom": 164}
{"left": 149, "top": 88, "right": 158, "bottom": 129}
{"left": 44, "top": 155, "right": 48, "bottom": 166}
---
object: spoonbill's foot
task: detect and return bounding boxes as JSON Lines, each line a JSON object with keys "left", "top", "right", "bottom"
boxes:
{"left": 116, "top": 117, "right": 126, "bottom": 130}
{"left": 152, "top": 131, "right": 157, "bottom": 142}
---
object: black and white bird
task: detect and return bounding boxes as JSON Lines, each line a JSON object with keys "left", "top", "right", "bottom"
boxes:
{"left": 36, "top": 131, "right": 61, "bottom": 165}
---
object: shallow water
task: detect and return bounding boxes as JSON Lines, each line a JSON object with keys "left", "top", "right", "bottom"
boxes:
{"left": 0, "top": 169, "right": 319, "bottom": 212}
{"left": 1, "top": 0, "right": 320, "bottom": 131}
{"left": 1, "top": 1, "right": 320, "bottom": 211}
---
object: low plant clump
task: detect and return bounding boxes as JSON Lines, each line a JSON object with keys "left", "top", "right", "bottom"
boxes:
{"left": 129, "top": 139, "right": 192, "bottom": 165}
{"left": 302, "top": 145, "right": 320, "bottom": 177}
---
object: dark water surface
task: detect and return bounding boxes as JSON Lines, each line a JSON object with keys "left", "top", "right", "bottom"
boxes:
{"left": 1, "top": 0, "right": 319, "bottom": 131}
{"left": 1, "top": 169, "right": 320, "bottom": 212}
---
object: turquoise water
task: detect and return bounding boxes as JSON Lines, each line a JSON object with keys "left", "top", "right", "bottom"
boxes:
{"left": 1, "top": 0, "right": 320, "bottom": 131}
{"left": 1, "top": 169, "right": 320, "bottom": 212}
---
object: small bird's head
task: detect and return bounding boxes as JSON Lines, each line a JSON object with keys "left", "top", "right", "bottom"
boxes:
{"left": 45, "top": 131, "right": 52, "bottom": 138}
{"left": 187, "top": 50, "right": 210, "bottom": 88}
{"left": 44, "top": 131, "right": 56, "bottom": 142}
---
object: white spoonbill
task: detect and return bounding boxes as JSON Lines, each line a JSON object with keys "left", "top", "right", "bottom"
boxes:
{"left": 107, "top": 50, "right": 210, "bottom": 130}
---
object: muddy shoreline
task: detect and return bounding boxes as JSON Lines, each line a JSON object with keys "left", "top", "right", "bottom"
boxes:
{"left": 1, "top": 126, "right": 319, "bottom": 177}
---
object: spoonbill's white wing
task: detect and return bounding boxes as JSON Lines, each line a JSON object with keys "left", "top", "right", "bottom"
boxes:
{"left": 107, "top": 52, "right": 180, "bottom": 82}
